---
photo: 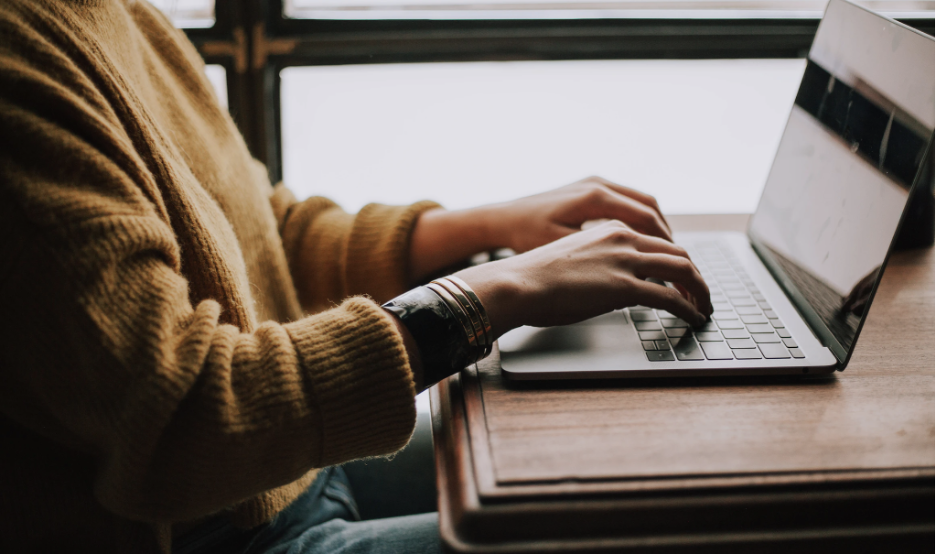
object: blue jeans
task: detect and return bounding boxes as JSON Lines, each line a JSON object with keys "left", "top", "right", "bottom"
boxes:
{"left": 174, "top": 414, "right": 442, "bottom": 554}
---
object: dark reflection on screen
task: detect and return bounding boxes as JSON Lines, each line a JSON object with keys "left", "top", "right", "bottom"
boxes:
{"left": 794, "top": 60, "right": 928, "bottom": 189}
{"left": 750, "top": 60, "right": 929, "bottom": 355}
{"left": 762, "top": 244, "right": 866, "bottom": 352}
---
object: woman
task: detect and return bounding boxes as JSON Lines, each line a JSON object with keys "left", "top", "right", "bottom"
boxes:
{"left": 0, "top": 1, "right": 711, "bottom": 553}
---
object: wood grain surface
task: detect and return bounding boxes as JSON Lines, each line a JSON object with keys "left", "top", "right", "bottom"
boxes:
{"left": 432, "top": 214, "right": 934, "bottom": 552}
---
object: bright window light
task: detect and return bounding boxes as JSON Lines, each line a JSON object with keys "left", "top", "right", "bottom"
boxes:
{"left": 281, "top": 59, "right": 807, "bottom": 215}
{"left": 148, "top": 0, "right": 215, "bottom": 28}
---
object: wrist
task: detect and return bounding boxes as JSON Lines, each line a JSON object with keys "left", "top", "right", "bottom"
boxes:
{"left": 410, "top": 207, "right": 505, "bottom": 282}
{"left": 469, "top": 201, "right": 513, "bottom": 252}
{"left": 453, "top": 261, "right": 526, "bottom": 340}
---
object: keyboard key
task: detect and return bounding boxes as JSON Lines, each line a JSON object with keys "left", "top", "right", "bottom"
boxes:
{"left": 759, "top": 344, "right": 792, "bottom": 359}
{"left": 666, "top": 328, "right": 691, "bottom": 338}
{"left": 790, "top": 348, "right": 805, "bottom": 359}
{"left": 764, "top": 310, "right": 778, "bottom": 319}
{"left": 740, "top": 315, "right": 768, "bottom": 324}
{"left": 717, "top": 319, "right": 744, "bottom": 329}
{"left": 731, "top": 297, "right": 757, "bottom": 307}
{"left": 727, "top": 338, "right": 756, "bottom": 349}
{"left": 646, "top": 350, "right": 675, "bottom": 362}
{"left": 701, "top": 342, "right": 734, "bottom": 360}
{"left": 712, "top": 311, "right": 737, "bottom": 320}
{"left": 635, "top": 321, "right": 662, "bottom": 331}
{"left": 747, "top": 324, "right": 775, "bottom": 333}
{"left": 752, "top": 293, "right": 767, "bottom": 302}
{"left": 660, "top": 318, "right": 689, "bottom": 328}
{"left": 736, "top": 306, "right": 761, "bottom": 315}
{"left": 695, "top": 331, "right": 723, "bottom": 341}
{"left": 672, "top": 337, "right": 705, "bottom": 361}
{"left": 758, "top": 301, "right": 772, "bottom": 309}
{"left": 753, "top": 333, "right": 781, "bottom": 343}
{"left": 726, "top": 290, "right": 750, "bottom": 298}
{"left": 776, "top": 328, "right": 792, "bottom": 338}
{"left": 771, "top": 319, "right": 785, "bottom": 328}
{"left": 699, "top": 322, "right": 719, "bottom": 332}
{"left": 721, "top": 283, "right": 745, "bottom": 290}
{"left": 734, "top": 349, "right": 763, "bottom": 360}
{"left": 676, "top": 348, "right": 705, "bottom": 361}
{"left": 722, "top": 329, "right": 750, "bottom": 339}
{"left": 655, "top": 340, "right": 671, "bottom": 350}
{"left": 641, "top": 340, "right": 659, "bottom": 351}
{"left": 712, "top": 302, "right": 732, "bottom": 311}
{"left": 782, "top": 338, "right": 798, "bottom": 348}
{"left": 638, "top": 331, "right": 667, "bottom": 341}
{"left": 630, "top": 310, "right": 657, "bottom": 322}
{"left": 656, "top": 310, "right": 678, "bottom": 319}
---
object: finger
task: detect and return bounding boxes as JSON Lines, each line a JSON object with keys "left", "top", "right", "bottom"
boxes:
{"left": 632, "top": 253, "right": 712, "bottom": 314}
{"left": 631, "top": 237, "right": 710, "bottom": 313}
{"left": 624, "top": 278, "right": 706, "bottom": 326}
{"left": 584, "top": 189, "right": 672, "bottom": 242}
{"left": 673, "top": 282, "right": 694, "bottom": 306}
{"left": 586, "top": 176, "right": 671, "bottom": 233}
{"left": 632, "top": 233, "right": 692, "bottom": 258}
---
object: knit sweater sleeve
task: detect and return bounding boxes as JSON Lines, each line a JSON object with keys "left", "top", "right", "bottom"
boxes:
{"left": 269, "top": 181, "right": 441, "bottom": 313}
{"left": 0, "top": 6, "right": 417, "bottom": 523}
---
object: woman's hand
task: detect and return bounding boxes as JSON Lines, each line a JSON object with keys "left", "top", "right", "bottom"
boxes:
{"left": 453, "top": 220, "right": 712, "bottom": 340}
{"left": 409, "top": 176, "right": 672, "bottom": 282}
{"left": 483, "top": 175, "right": 672, "bottom": 253}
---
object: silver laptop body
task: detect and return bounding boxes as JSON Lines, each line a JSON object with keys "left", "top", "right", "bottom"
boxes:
{"left": 501, "top": 0, "right": 934, "bottom": 380}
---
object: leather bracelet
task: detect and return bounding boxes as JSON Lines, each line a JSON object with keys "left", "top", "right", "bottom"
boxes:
{"left": 382, "top": 286, "right": 473, "bottom": 387}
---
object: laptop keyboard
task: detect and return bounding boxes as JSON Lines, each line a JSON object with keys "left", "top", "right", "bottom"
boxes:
{"left": 628, "top": 241, "right": 805, "bottom": 362}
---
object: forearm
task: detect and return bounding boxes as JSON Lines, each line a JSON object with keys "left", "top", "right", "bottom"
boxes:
{"left": 409, "top": 206, "right": 507, "bottom": 283}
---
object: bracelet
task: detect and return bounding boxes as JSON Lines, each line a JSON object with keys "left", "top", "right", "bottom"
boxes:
{"left": 382, "top": 286, "right": 472, "bottom": 386}
{"left": 445, "top": 275, "right": 494, "bottom": 360}
{"left": 381, "top": 277, "right": 493, "bottom": 387}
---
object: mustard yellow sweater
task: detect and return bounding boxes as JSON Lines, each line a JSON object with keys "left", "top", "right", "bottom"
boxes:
{"left": 0, "top": 1, "right": 438, "bottom": 551}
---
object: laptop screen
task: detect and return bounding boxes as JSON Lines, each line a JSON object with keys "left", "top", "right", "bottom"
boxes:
{"left": 747, "top": 0, "right": 934, "bottom": 362}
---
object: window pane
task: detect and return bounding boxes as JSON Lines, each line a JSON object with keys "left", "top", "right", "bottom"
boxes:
{"left": 285, "top": 0, "right": 933, "bottom": 20}
{"left": 204, "top": 64, "right": 228, "bottom": 109}
{"left": 281, "top": 59, "right": 806, "bottom": 215}
{"left": 149, "top": 0, "right": 215, "bottom": 28}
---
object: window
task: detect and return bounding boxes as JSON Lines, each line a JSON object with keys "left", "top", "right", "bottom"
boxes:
{"left": 149, "top": 0, "right": 215, "bottom": 28}
{"left": 280, "top": 59, "right": 806, "bottom": 215}
{"left": 284, "top": 0, "right": 934, "bottom": 20}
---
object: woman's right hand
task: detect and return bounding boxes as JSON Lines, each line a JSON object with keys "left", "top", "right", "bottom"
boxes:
{"left": 453, "top": 220, "right": 713, "bottom": 340}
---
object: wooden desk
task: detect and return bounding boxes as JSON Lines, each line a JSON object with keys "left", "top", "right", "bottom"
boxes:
{"left": 430, "top": 214, "right": 934, "bottom": 553}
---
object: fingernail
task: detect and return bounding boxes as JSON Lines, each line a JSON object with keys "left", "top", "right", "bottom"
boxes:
{"left": 694, "top": 313, "right": 707, "bottom": 327}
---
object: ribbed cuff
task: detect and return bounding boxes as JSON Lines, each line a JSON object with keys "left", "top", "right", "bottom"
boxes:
{"left": 345, "top": 200, "right": 442, "bottom": 303}
{"left": 283, "top": 297, "right": 417, "bottom": 466}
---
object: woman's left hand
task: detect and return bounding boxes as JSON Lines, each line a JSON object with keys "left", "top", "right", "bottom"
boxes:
{"left": 482, "top": 175, "right": 671, "bottom": 253}
{"left": 409, "top": 176, "right": 673, "bottom": 283}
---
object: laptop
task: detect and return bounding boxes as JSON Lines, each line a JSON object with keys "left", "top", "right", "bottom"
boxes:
{"left": 500, "top": 0, "right": 934, "bottom": 380}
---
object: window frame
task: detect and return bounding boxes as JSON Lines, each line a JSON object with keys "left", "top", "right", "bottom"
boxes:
{"left": 182, "top": 0, "right": 934, "bottom": 184}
